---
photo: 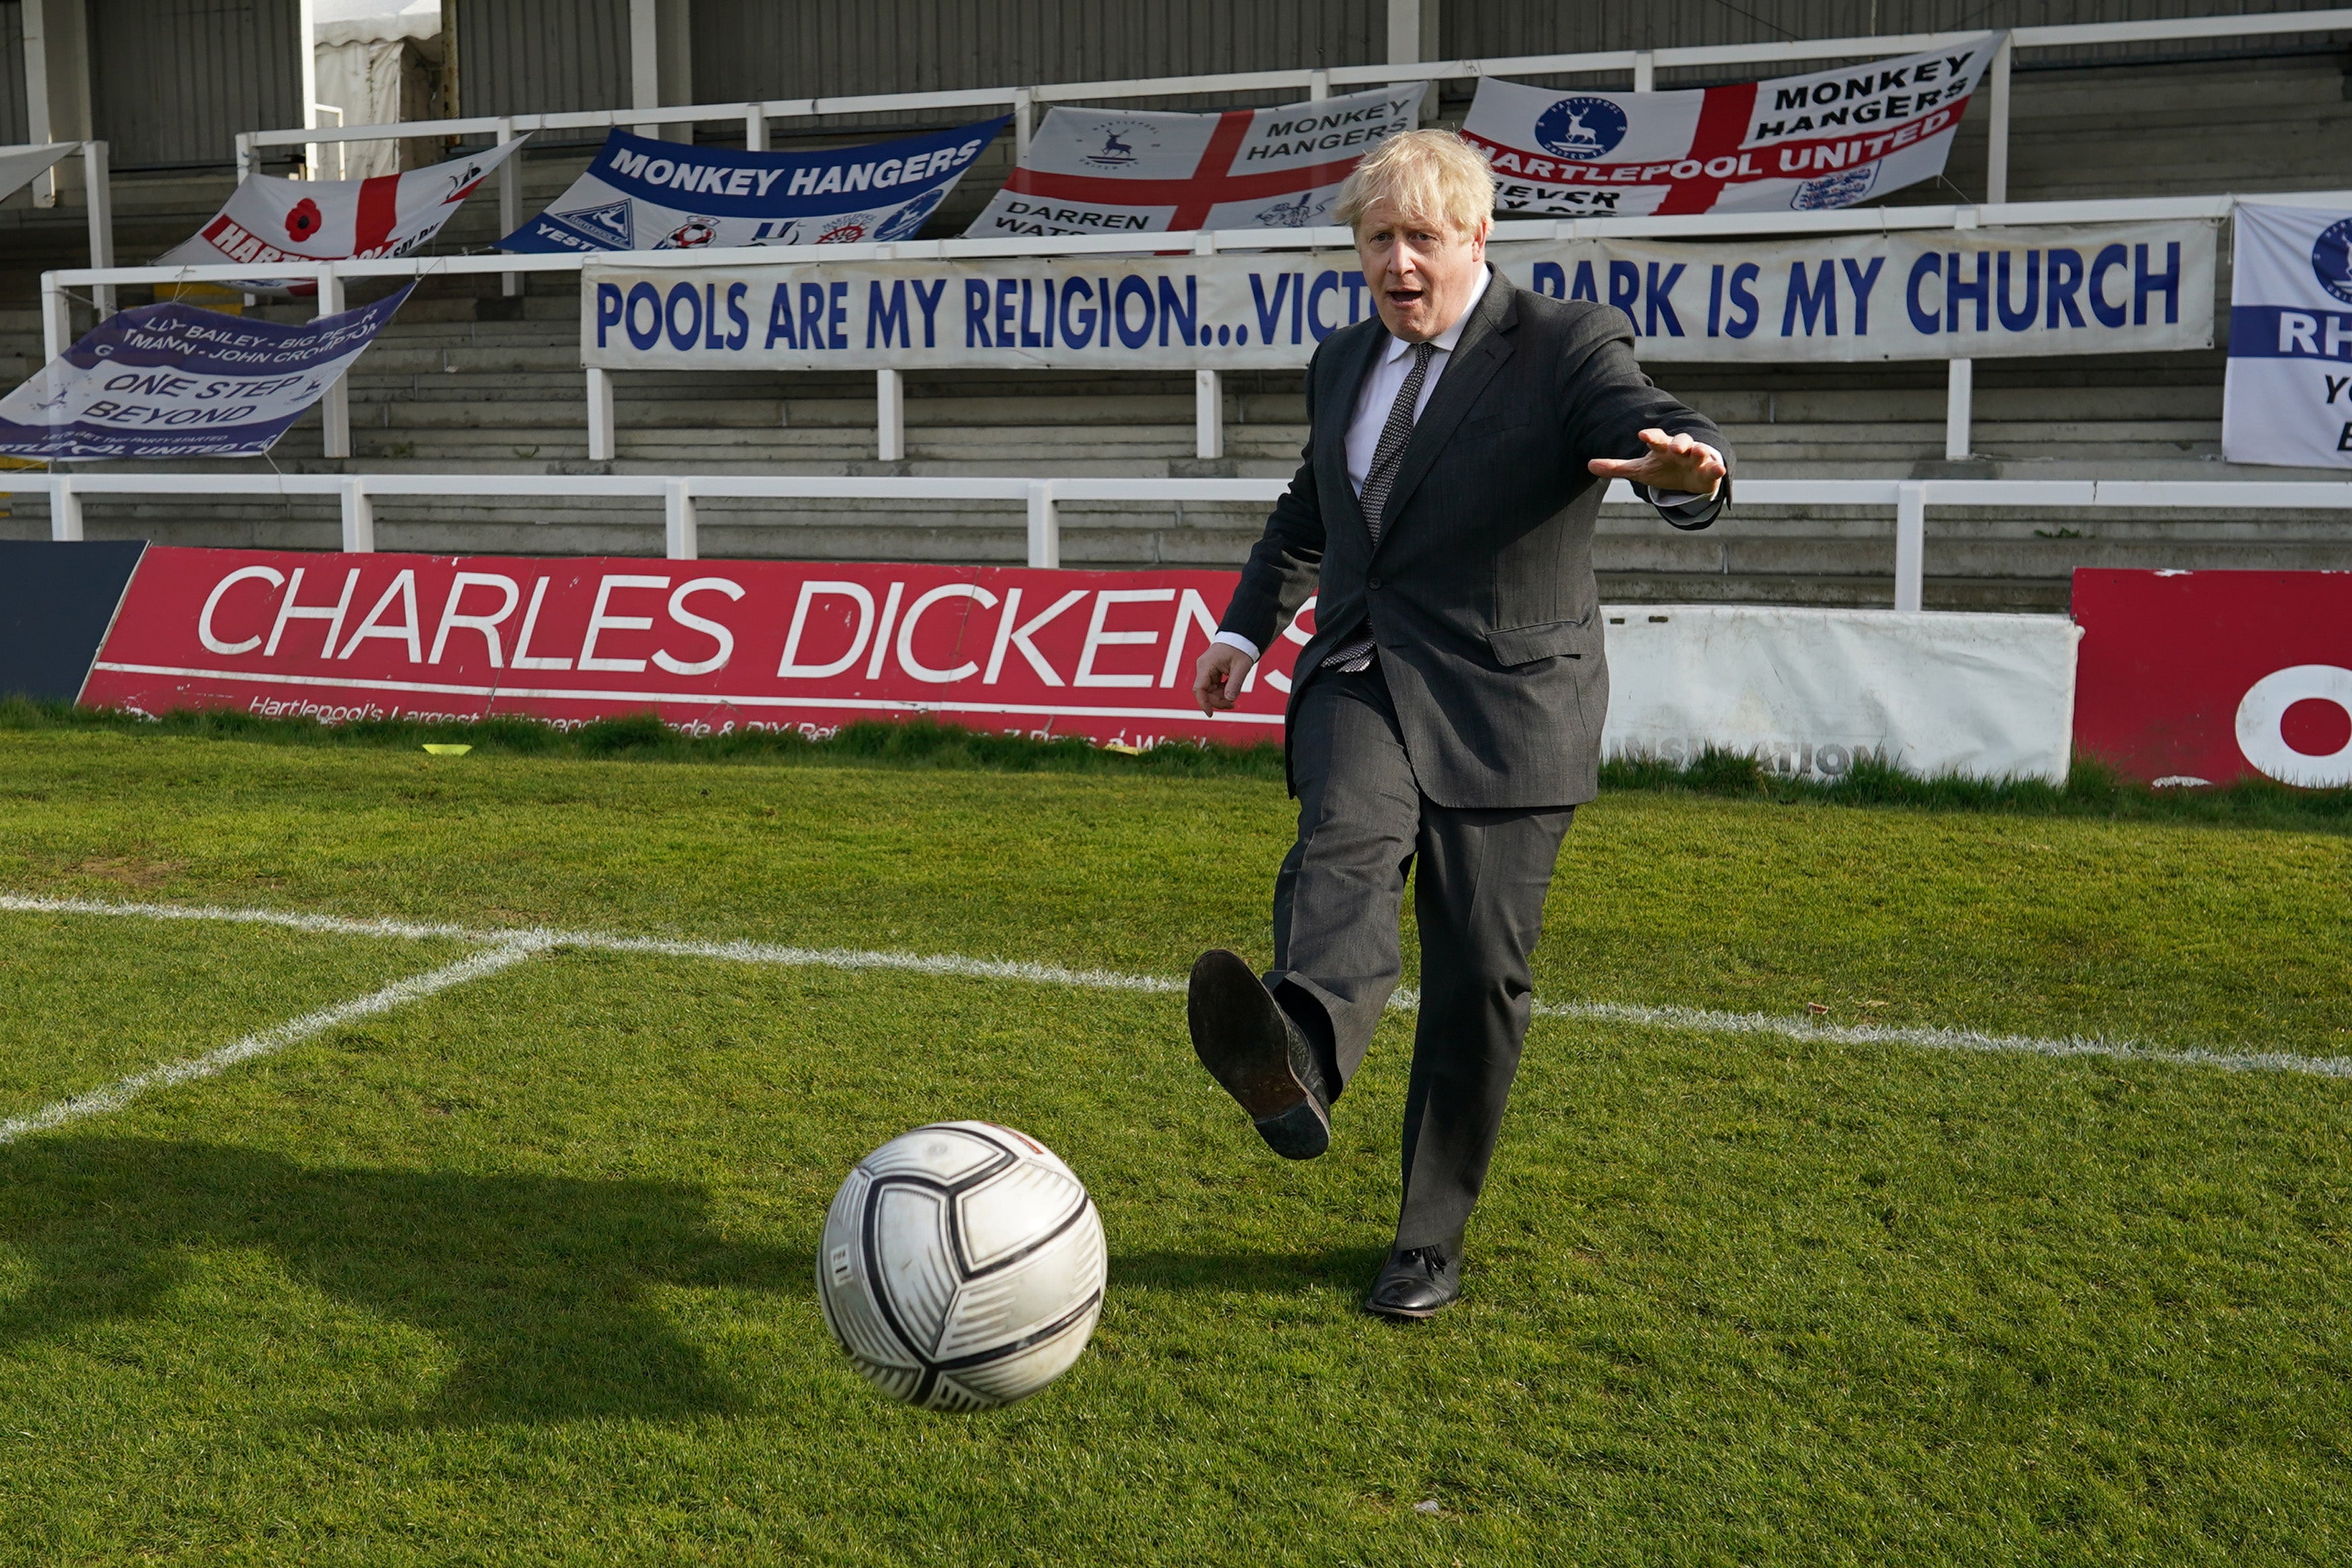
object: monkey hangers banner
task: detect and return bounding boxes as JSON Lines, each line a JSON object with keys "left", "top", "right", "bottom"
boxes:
{"left": 580, "top": 220, "right": 2212, "bottom": 370}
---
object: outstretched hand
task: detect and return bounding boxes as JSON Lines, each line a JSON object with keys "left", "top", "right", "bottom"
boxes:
{"left": 1587, "top": 427, "right": 1726, "bottom": 496}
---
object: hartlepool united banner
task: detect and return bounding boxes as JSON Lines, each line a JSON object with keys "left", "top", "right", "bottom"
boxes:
{"left": 501, "top": 119, "right": 1009, "bottom": 255}
{"left": 2222, "top": 203, "right": 2352, "bottom": 469}
{"left": 157, "top": 141, "right": 523, "bottom": 293}
{"left": 0, "top": 285, "right": 413, "bottom": 459}
{"left": 966, "top": 84, "right": 1427, "bottom": 238}
{"left": 581, "top": 220, "right": 2212, "bottom": 372}
{"left": 1462, "top": 34, "right": 1997, "bottom": 217}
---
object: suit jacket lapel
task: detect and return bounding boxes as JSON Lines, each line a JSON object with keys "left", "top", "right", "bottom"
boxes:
{"left": 1318, "top": 320, "right": 1387, "bottom": 541}
{"left": 1374, "top": 272, "right": 1517, "bottom": 545}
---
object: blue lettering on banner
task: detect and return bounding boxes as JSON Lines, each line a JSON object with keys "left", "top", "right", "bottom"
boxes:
{"left": 1250, "top": 273, "right": 1291, "bottom": 347}
{"left": 965, "top": 279, "right": 991, "bottom": 347}
{"left": 724, "top": 283, "right": 751, "bottom": 349}
{"left": 2089, "top": 243, "right": 2130, "bottom": 329}
{"left": 2134, "top": 241, "right": 2181, "bottom": 326}
{"left": 626, "top": 282, "right": 663, "bottom": 350}
{"left": 1607, "top": 261, "right": 1640, "bottom": 329}
{"left": 1997, "top": 252, "right": 2040, "bottom": 331}
{"left": 500, "top": 118, "right": 1011, "bottom": 254}
{"left": 912, "top": 277, "right": 947, "bottom": 347}
{"left": 1784, "top": 260, "right": 1837, "bottom": 337}
{"left": 2046, "top": 249, "right": 2086, "bottom": 328}
{"left": 1306, "top": 270, "right": 1343, "bottom": 339}
{"left": 1115, "top": 277, "right": 1154, "bottom": 349}
{"left": 1725, "top": 263, "right": 1761, "bottom": 339}
{"left": 871, "top": 280, "right": 910, "bottom": 348}
{"left": 1157, "top": 275, "right": 1198, "bottom": 347}
{"left": 1058, "top": 277, "right": 1096, "bottom": 349}
{"left": 2228, "top": 306, "right": 2352, "bottom": 360}
{"left": 1531, "top": 262, "right": 1566, "bottom": 298}
{"left": 800, "top": 283, "right": 827, "bottom": 350}
{"left": 665, "top": 281, "right": 701, "bottom": 351}
{"left": 595, "top": 282, "right": 624, "bottom": 347}
{"left": 765, "top": 284, "right": 798, "bottom": 349}
{"left": 1645, "top": 262, "right": 1685, "bottom": 338}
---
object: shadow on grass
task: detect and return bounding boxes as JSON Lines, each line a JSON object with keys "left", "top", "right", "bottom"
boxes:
{"left": 0, "top": 1137, "right": 809, "bottom": 1426}
{"left": 1113, "top": 1245, "right": 1390, "bottom": 1297}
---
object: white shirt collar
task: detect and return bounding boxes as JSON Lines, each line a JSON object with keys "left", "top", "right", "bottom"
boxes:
{"left": 1380, "top": 264, "right": 1494, "bottom": 363}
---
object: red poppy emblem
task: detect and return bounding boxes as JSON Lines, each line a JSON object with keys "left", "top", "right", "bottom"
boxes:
{"left": 285, "top": 198, "right": 324, "bottom": 243}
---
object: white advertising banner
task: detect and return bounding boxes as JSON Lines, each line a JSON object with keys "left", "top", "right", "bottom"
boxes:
{"left": 2222, "top": 203, "right": 2352, "bottom": 470}
{"left": 1462, "top": 34, "right": 1998, "bottom": 218}
{"left": 582, "top": 220, "right": 2212, "bottom": 371}
{"left": 156, "top": 138, "right": 526, "bottom": 292}
{"left": 965, "top": 84, "right": 1427, "bottom": 238}
{"left": 1601, "top": 606, "right": 2083, "bottom": 784}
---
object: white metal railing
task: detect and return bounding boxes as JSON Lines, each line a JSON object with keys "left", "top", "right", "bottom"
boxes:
{"left": 40, "top": 186, "right": 2352, "bottom": 470}
{"left": 9, "top": 472, "right": 2350, "bottom": 612}
{"left": 230, "top": 8, "right": 2352, "bottom": 215}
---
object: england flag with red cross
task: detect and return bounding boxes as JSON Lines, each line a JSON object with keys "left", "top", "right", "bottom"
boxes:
{"left": 157, "top": 138, "right": 527, "bottom": 294}
{"left": 1462, "top": 34, "right": 1997, "bottom": 218}
{"left": 966, "top": 83, "right": 1427, "bottom": 239}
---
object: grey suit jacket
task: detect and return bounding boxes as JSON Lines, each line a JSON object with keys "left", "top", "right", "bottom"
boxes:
{"left": 1218, "top": 269, "right": 1733, "bottom": 810}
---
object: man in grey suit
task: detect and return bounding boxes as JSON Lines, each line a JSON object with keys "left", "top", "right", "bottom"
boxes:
{"left": 1187, "top": 130, "right": 1731, "bottom": 1319}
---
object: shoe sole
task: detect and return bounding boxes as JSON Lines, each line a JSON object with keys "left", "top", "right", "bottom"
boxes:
{"left": 1187, "top": 949, "right": 1330, "bottom": 1161}
{"left": 1362, "top": 1295, "right": 1452, "bottom": 1321}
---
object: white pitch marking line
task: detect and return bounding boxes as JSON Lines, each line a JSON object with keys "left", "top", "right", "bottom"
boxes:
{"left": 4, "top": 894, "right": 2349, "bottom": 1082}
{"left": 0, "top": 941, "right": 547, "bottom": 1146}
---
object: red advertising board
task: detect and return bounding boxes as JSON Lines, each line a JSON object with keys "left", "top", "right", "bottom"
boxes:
{"left": 82, "top": 547, "right": 1311, "bottom": 748}
{"left": 2072, "top": 568, "right": 2352, "bottom": 788}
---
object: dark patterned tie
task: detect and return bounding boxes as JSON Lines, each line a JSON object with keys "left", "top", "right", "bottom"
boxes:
{"left": 1325, "top": 339, "right": 1438, "bottom": 672}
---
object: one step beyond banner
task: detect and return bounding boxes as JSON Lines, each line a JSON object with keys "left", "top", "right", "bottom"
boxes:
{"left": 0, "top": 286, "right": 414, "bottom": 460}
{"left": 582, "top": 220, "right": 2215, "bottom": 372}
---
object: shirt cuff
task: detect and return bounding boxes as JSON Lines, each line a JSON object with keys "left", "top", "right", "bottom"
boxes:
{"left": 1210, "top": 629, "right": 1261, "bottom": 661}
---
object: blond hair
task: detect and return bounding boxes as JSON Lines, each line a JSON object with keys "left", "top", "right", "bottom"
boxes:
{"left": 1335, "top": 129, "right": 1496, "bottom": 237}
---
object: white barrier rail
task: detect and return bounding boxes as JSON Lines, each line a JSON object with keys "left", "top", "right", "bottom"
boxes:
{"left": 10, "top": 472, "right": 2350, "bottom": 611}
{"left": 231, "top": 8, "right": 2352, "bottom": 218}
{"left": 39, "top": 186, "right": 2352, "bottom": 470}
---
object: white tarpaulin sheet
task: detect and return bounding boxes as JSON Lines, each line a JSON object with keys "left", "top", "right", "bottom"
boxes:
{"left": 1600, "top": 606, "right": 2082, "bottom": 783}
{"left": 2222, "top": 202, "right": 2352, "bottom": 470}
{"left": 0, "top": 142, "right": 76, "bottom": 204}
{"left": 582, "top": 221, "right": 2213, "bottom": 372}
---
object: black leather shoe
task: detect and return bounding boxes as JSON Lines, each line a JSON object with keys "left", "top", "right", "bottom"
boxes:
{"left": 1363, "top": 1243, "right": 1462, "bottom": 1319}
{"left": 1187, "top": 949, "right": 1331, "bottom": 1160}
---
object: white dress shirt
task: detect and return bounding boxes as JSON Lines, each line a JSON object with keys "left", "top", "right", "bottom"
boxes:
{"left": 1214, "top": 267, "right": 1721, "bottom": 662}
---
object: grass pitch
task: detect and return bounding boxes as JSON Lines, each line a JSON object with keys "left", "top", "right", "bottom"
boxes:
{"left": 0, "top": 727, "right": 2347, "bottom": 1565}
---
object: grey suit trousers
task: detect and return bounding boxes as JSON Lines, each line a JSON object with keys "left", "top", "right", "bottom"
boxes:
{"left": 1265, "top": 664, "right": 1574, "bottom": 1251}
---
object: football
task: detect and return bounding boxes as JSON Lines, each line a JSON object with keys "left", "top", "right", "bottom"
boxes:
{"left": 817, "top": 1121, "right": 1107, "bottom": 1411}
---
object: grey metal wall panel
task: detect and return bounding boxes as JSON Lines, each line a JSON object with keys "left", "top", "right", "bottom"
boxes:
{"left": 0, "top": 3, "right": 28, "bottom": 145}
{"left": 1444, "top": 1, "right": 2352, "bottom": 79}
{"left": 455, "top": 0, "right": 628, "bottom": 119}
{"left": 692, "top": 0, "right": 1386, "bottom": 111}
{"left": 87, "top": 0, "right": 300, "bottom": 171}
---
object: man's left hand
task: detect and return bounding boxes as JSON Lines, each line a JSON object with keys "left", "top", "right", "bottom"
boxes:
{"left": 1587, "top": 428, "right": 1726, "bottom": 496}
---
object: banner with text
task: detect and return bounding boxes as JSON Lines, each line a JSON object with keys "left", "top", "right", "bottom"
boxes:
{"left": 0, "top": 285, "right": 414, "bottom": 459}
{"left": 2222, "top": 203, "right": 2352, "bottom": 470}
{"left": 501, "top": 120, "right": 1007, "bottom": 255}
{"left": 581, "top": 220, "right": 2213, "bottom": 371}
{"left": 966, "top": 85, "right": 1427, "bottom": 239}
{"left": 81, "top": 549, "right": 1302, "bottom": 748}
{"left": 79, "top": 548, "right": 2084, "bottom": 780}
{"left": 1462, "top": 34, "right": 1996, "bottom": 217}
{"left": 157, "top": 140, "right": 523, "bottom": 294}
{"left": 2073, "top": 568, "right": 2352, "bottom": 789}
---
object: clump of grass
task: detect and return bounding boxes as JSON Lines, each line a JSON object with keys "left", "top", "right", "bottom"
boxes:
{"left": 4, "top": 697, "right": 2345, "bottom": 830}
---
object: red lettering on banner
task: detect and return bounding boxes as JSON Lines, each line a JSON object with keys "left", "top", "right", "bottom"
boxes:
{"left": 81, "top": 548, "right": 1305, "bottom": 750}
{"left": 2072, "top": 568, "right": 2352, "bottom": 789}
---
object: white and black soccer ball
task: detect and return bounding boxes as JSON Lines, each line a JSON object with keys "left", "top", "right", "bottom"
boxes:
{"left": 818, "top": 1121, "right": 1107, "bottom": 1411}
